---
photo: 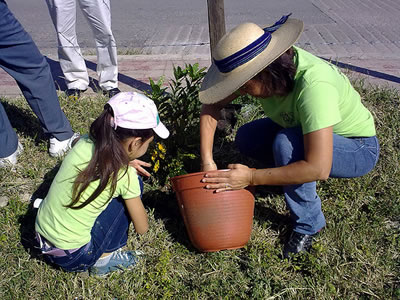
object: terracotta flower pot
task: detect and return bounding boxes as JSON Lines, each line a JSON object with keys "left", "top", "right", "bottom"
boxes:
{"left": 171, "top": 170, "right": 255, "bottom": 252}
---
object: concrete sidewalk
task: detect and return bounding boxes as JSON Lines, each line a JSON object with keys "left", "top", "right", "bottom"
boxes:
{"left": 0, "top": 53, "right": 399, "bottom": 98}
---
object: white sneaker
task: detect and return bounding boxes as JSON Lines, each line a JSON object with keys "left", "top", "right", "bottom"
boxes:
{"left": 0, "top": 142, "right": 23, "bottom": 167}
{"left": 49, "top": 132, "right": 80, "bottom": 157}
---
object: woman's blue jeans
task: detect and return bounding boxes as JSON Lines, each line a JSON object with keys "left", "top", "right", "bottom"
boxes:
{"left": 235, "top": 118, "right": 380, "bottom": 235}
{"left": 42, "top": 176, "right": 144, "bottom": 272}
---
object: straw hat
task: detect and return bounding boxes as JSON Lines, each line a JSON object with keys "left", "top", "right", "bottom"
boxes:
{"left": 199, "top": 15, "right": 304, "bottom": 104}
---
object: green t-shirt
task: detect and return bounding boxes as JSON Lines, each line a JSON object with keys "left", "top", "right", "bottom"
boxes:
{"left": 259, "top": 46, "right": 376, "bottom": 137}
{"left": 35, "top": 136, "right": 141, "bottom": 249}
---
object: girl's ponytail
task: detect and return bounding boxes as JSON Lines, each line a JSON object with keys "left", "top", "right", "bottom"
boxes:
{"left": 67, "top": 105, "right": 131, "bottom": 209}
{"left": 67, "top": 100, "right": 155, "bottom": 209}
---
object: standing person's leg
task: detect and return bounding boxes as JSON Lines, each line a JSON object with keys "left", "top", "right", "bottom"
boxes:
{"left": 79, "top": 0, "right": 119, "bottom": 93}
{"left": 0, "top": 1, "right": 75, "bottom": 155}
{"left": 0, "top": 102, "right": 20, "bottom": 163}
{"left": 46, "top": 0, "right": 89, "bottom": 92}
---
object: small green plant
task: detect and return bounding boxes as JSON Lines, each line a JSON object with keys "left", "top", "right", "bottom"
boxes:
{"left": 147, "top": 63, "right": 206, "bottom": 186}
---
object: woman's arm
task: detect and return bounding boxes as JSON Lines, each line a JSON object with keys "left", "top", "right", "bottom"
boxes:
{"left": 202, "top": 126, "right": 334, "bottom": 191}
{"left": 124, "top": 196, "right": 149, "bottom": 234}
{"left": 252, "top": 126, "right": 333, "bottom": 185}
{"left": 200, "top": 94, "right": 238, "bottom": 171}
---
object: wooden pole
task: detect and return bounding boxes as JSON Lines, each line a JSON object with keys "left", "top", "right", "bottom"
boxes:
{"left": 207, "top": 0, "right": 226, "bottom": 59}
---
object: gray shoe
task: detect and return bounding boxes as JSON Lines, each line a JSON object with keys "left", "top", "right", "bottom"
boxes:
{"left": 0, "top": 142, "right": 23, "bottom": 167}
{"left": 89, "top": 250, "right": 142, "bottom": 277}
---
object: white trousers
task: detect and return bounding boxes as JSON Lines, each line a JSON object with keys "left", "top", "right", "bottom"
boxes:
{"left": 46, "top": 0, "right": 118, "bottom": 91}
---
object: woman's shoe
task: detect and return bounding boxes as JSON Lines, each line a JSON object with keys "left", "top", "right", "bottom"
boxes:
{"left": 283, "top": 231, "right": 317, "bottom": 258}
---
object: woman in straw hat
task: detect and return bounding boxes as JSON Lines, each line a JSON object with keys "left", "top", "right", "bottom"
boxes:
{"left": 198, "top": 14, "right": 379, "bottom": 258}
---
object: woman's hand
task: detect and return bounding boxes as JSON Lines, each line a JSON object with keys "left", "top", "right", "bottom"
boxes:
{"left": 201, "top": 161, "right": 218, "bottom": 172}
{"left": 202, "top": 163, "right": 254, "bottom": 193}
{"left": 129, "top": 159, "right": 151, "bottom": 177}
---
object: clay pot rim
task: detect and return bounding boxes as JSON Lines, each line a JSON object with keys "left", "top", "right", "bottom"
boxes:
{"left": 171, "top": 169, "right": 230, "bottom": 181}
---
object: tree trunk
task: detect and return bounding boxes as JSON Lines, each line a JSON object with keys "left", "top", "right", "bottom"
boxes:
{"left": 207, "top": 0, "right": 226, "bottom": 59}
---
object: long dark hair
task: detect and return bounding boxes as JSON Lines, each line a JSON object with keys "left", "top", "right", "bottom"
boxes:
{"left": 66, "top": 104, "right": 154, "bottom": 209}
{"left": 254, "top": 47, "right": 297, "bottom": 96}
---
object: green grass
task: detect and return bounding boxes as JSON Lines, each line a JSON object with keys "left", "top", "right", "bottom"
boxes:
{"left": 0, "top": 80, "right": 399, "bottom": 299}
{"left": 83, "top": 48, "right": 145, "bottom": 56}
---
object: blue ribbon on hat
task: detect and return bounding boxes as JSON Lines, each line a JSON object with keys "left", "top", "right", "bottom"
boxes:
{"left": 214, "top": 14, "right": 292, "bottom": 73}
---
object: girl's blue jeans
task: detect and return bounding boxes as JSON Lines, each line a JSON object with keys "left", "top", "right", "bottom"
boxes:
{"left": 235, "top": 118, "right": 380, "bottom": 235}
{"left": 41, "top": 176, "right": 143, "bottom": 272}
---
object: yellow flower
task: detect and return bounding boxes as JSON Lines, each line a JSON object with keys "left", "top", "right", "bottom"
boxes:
{"left": 153, "top": 160, "right": 160, "bottom": 173}
{"left": 158, "top": 143, "right": 166, "bottom": 153}
{"left": 151, "top": 150, "right": 158, "bottom": 162}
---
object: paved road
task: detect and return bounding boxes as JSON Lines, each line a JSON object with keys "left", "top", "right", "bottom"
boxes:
{"left": 7, "top": 0, "right": 400, "bottom": 59}
{"left": 2, "top": 0, "right": 400, "bottom": 94}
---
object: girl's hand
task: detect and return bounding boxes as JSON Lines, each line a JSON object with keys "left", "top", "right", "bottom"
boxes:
{"left": 129, "top": 159, "right": 151, "bottom": 177}
{"left": 202, "top": 163, "right": 254, "bottom": 193}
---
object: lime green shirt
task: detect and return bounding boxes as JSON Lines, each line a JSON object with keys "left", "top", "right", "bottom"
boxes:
{"left": 35, "top": 136, "right": 140, "bottom": 249}
{"left": 259, "top": 46, "right": 376, "bottom": 137}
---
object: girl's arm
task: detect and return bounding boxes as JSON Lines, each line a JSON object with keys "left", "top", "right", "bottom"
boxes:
{"left": 202, "top": 126, "right": 333, "bottom": 191}
{"left": 124, "top": 196, "right": 149, "bottom": 234}
{"left": 200, "top": 94, "right": 238, "bottom": 171}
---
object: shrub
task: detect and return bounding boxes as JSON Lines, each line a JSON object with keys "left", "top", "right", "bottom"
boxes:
{"left": 146, "top": 63, "right": 206, "bottom": 186}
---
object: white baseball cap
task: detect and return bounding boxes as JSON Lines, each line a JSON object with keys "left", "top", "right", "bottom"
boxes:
{"left": 107, "top": 92, "right": 169, "bottom": 139}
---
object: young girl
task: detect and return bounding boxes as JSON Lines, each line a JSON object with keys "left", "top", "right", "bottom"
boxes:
{"left": 35, "top": 92, "right": 169, "bottom": 276}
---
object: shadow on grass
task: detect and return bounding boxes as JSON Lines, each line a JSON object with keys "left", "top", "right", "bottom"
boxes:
{"left": 250, "top": 183, "right": 294, "bottom": 249}
{"left": 18, "top": 202, "right": 64, "bottom": 273}
{"left": 18, "top": 163, "right": 61, "bottom": 260}
{"left": 18, "top": 204, "right": 41, "bottom": 258}
{"left": 254, "top": 200, "right": 292, "bottom": 238}
{"left": 1, "top": 101, "right": 45, "bottom": 143}
{"left": 31, "top": 163, "right": 61, "bottom": 200}
{"left": 142, "top": 188, "right": 198, "bottom": 252}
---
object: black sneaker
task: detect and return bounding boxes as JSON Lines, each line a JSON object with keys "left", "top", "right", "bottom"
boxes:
{"left": 283, "top": 231, "right": 317, "bottom": 258}
{"left": 66, "top": 88, "right": 85, "bottom": 99}
{"left": 103, "top": 88, "right": 121, "bottom": 98}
